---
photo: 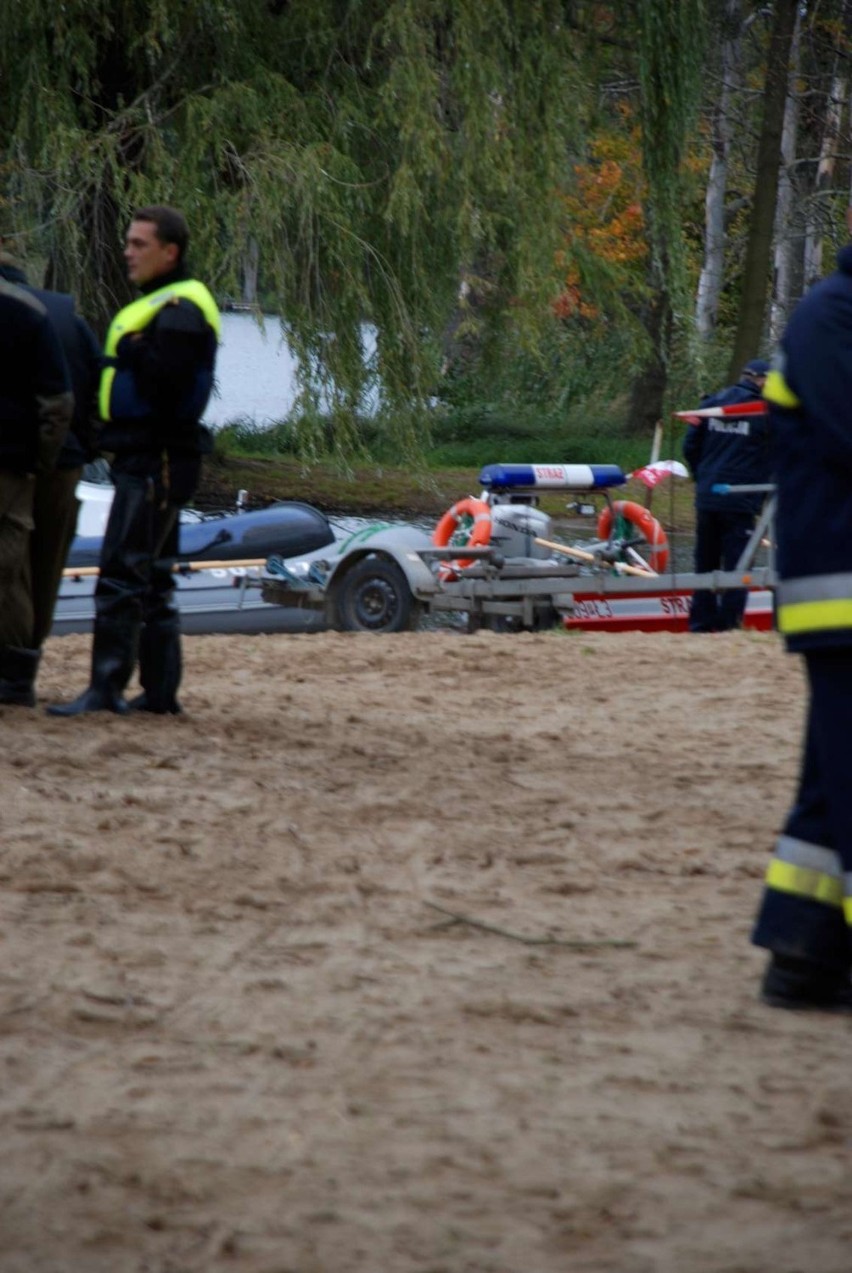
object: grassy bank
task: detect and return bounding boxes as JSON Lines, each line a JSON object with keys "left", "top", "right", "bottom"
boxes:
{"left": 196, "top": 449, "right": 697, "bottom": 533}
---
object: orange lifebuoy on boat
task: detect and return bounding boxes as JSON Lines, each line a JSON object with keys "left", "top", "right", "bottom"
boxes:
{"left": 596, "top": 500, "right": 669, "bottom": 573}
{"left": 432, "top": 497, "right": 492, "bottom": 579}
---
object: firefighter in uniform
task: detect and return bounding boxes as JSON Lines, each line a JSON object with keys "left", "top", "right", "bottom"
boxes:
{"left": 752, "top": 209, "right": 852, "bottom": 1012}
{"left": 48, "top": 205, "right": 220, "bottom": 717}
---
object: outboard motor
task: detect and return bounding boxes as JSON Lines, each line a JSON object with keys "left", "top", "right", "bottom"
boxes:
{"left": 488, "top": 496, "right": 553, "bottom": 560}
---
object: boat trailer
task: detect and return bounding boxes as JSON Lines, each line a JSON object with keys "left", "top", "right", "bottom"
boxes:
{"left": 257, "top": 463, "right": 777, "bottom": 634}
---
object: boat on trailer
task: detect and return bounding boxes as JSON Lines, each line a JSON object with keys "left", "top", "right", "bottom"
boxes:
{"left": 58, "top": 452, "right": 777, "bottom": 638}
{"left": 52, "top": 478, "right": 338, "bottom": 636}
{"left": 259, "top": 460, "right": 777, "bottom": 634}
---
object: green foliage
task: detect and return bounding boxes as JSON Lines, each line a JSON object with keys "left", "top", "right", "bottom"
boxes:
{"left": 1, "top": 0, "right": 587, "bottom": 463}
{"left": 214, "top": 397, "right": 657, "bottom": 475}
{"left": 636, "top": 0, "right": 706, "bottom": 289}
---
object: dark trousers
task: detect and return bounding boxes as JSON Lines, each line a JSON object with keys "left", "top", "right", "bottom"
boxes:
{"left": 91, "top": 456, "right": 198, "bottom": 706}
{"left": 95, "top": 469, "right": 179, "bottom": 627}
{"left": 32, "top": 465, "right": 81, "bottom": 647}
{"left": 752, "top": 649, "right": 852, "bottom": 972}
{"left": 688, "top": 508, "right": 755, "bottom": 632}
{"left": 0, "top": 471, "right": 34, "bottom": 650}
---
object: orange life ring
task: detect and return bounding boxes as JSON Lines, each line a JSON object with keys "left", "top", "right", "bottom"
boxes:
{"left": 432, "top": 497, "right": 492, "bottom": 579}
{"left": 596, "top": 500, "right": 669, "bottom": 572}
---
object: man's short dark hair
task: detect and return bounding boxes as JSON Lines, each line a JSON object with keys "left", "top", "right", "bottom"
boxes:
{"left": 132, "top": 205, "right": 189, "bottom": 262}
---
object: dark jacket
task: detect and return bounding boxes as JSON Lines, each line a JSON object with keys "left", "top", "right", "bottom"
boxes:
{"left": 0, "top": 279, "right": 72, "bottom": 473}
{"left": 682, "top": 377, "right": 772, "bottom": 514}
{"left": 99, "top": 264, "right": 218, "bottom": 458}
{"left": 0, "top": 256, "right": 101, "bottom": 468}
{"left": 767, "top": 243, "right": 852, "bottom": 651}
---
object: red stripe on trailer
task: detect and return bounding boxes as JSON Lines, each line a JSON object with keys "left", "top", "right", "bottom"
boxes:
{"left": 564, "top": 589, "right": 774, "bottom": 633}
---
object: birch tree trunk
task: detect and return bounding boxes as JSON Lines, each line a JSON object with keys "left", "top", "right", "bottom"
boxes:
{"left": 695, "top": 0, "right": 743, "bottom": 340}
{"left": 803, "top": 74, "right": 847, "bottom": 288}
{"left": 768, "top": 11, "right": 802, "bottom": 345}
{"left": 727, "top": 0, "right": 799, "bottom": 380}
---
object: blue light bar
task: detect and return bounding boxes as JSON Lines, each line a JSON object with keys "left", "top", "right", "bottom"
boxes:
{"left": 478, "top": 463, "right": 627, "bottom": 491}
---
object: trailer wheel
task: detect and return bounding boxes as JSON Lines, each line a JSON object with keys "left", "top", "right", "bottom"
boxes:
{"left": 336, "top": 557, "right": 417, "bottom": 632}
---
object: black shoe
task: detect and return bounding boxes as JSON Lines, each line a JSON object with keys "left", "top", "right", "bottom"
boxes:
{"left": 135, "top": 619, "right": 183, "bottom": 715}
{"left": 760, "top": 955, "right": 852, "bottom": 1013}
{"left": 127, "top": 691, "right": 182, "bottom": 715}
{"left": 0, "top": 646, "right": 40, "bottom": 707}
{"left": 46, "top": 688, "right": 129, "bottom": 717}
{"left": 46, "top": 616, "right": 136, "bottom": 717}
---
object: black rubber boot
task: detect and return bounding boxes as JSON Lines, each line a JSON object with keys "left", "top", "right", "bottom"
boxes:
{"left": 127, "top": 618, "right": 183, "bottom": 714}
{"left": 0, "top": 646, "right": 41, "bottom": 707}
{"left": 46, "top": 620, "right": 136, "bottom": 717}
{"left": 761, "top": 954, "right": 852, "bottom": 1013}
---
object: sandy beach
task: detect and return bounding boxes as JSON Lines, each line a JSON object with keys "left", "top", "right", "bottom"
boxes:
{"left": 1, "top": 627, "right": 850, "bottom": 1273}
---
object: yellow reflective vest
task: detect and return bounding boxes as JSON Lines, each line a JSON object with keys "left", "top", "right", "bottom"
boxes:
{"left": 99, "top": 279, "right": 221, "bottom": 422}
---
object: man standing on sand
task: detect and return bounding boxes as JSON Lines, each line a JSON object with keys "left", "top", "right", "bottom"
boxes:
{"left": 0, "top": 242, "right": 101, "bottom": 705}
{"left": 48, "top": 205, "right": 220, "bottom": 717}
{"left": 0, "top": 279, "right": 73, "bottom": 700}
{"left": 751, "top": 204, "right": 852, "bottom": 1013}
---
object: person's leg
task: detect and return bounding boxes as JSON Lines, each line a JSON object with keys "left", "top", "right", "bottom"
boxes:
{"left": 127, "top": 452, "right": 201, "bottom": 715}
{"left": 129, "top": 514, "right": 183, "bottom": 713}
{"left": 47, "top": 471, "right": 156, "bottom": 716}
{"left": 717, "top": 512, "right": 754, "bottom": 630}
{"left": 0, "top": 471, "right": 37, "bottom": 706}
{"left": 0, "top": 472, "right": 35, "bottom": 649}
{"left": 688, "top": 509, "right": 722, "bottom": 632}
{"left": 30, "top": 466, "right": 82, "bottom": 649}
{"left": 7, "top": 467, "right": 84, "bottom": 707}
{"left": 752, "top": 649, "right": 852, "bottom": 1008}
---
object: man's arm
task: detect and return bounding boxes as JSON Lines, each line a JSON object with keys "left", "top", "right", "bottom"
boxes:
{"left": 33, "top": 313, "right": 73, "bottom": 471}
{"left": 682, "top": 419, "right": 705, "bottom": 478}
{"left": 784, "top": 292, "right": 852, "bottom": 473}
{"left": 72, "top": 314, "right": 105, "bottom": 459}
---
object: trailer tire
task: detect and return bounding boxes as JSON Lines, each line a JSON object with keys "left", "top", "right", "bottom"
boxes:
{"left": 335, "top": 557, "right": 417, "bottom": 633}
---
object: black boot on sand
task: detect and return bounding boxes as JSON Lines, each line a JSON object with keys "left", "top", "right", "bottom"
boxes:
{"left": 761, "top": 954, "right": 852, "bottom": 1013}
{"left": 47, "top": 619, "right": 135, "bottom": 717}
{"left": 0, "top": 646, "right": 40, "bottom": 707}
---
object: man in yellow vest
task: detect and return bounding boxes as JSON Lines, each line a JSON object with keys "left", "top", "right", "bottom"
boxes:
{"left": 49, "top": 205, "right": 220, "bottom": 717}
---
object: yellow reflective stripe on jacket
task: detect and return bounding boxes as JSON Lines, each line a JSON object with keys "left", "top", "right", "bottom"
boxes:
{"left": 763, "top": 367, "right": 801, "bottom": 409}
{"left": 778, "top": 598, "right": 852, "bottom": 634}
{"left": 99, "top": 279, "right": 221, "bottom": 420}
{"left": 776, "top": 574, "right": 852, "bottom": 635}
{"left": 765, "top": 858, "right": 844, "bottom": 909}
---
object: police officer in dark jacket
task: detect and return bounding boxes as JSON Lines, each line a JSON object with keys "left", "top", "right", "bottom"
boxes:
{"left": 751, "top": 213, "right": 852, "bottom": 1012}
{"left": 0, "top": 249, "right": 101, "bottom": 705}
{"left": 682, "top": 359, "right": 771, "bottom": 631}
{"left": 48, "top": 205, "right": 220, "bottom": 717}
{"left": 0, "top": 279, "right": 73, "bottom": 700}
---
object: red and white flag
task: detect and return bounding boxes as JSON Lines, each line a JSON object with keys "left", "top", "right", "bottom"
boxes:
{"left": 629, "top": 460, "right": 689, "bottom": 489}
